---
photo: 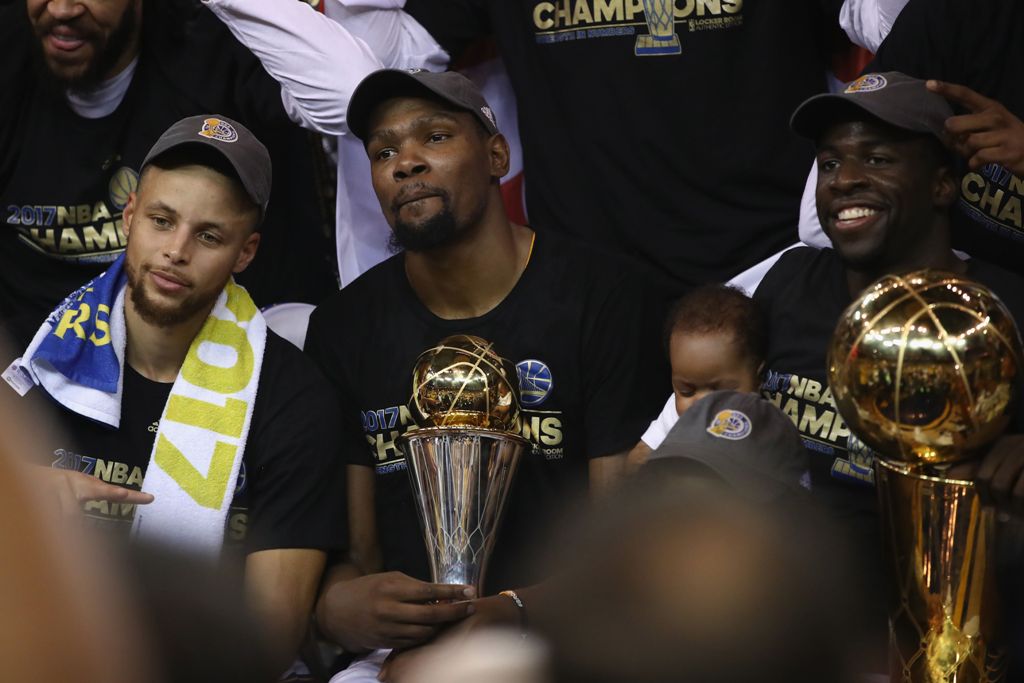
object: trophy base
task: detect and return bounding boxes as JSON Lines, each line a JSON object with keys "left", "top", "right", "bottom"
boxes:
{"left": 635, "top": 33, "right": 681, "bottom": 56}
{"left": 876, "top": 460, "right": 1007, "bottom": 683}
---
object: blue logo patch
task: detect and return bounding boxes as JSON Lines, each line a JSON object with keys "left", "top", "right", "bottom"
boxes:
{"left": 706, "top": 410, "right": 752, "bottom": 441}
{"left": 516, "top": 359, "right": 553, "bottom": 407}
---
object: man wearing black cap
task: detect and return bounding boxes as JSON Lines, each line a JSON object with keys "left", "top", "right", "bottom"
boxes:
{"left": 754, "top": 73, "right": 1024, "bottom": 659}
{"left": 4, "top": 115, "right": 345, "bottom": 677}
{"left": 302, "top": 69, "right": 664, "bottom": 678}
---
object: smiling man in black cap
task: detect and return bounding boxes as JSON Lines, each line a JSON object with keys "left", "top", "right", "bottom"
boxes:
{"left": 753, "top": 72, "right": 1024, "bottom": 663}
{"left": 4, "top": 114, "right": 345, "bottom": 677}
{"left": 303, "top": 68, "right": 664, "bottom": 680}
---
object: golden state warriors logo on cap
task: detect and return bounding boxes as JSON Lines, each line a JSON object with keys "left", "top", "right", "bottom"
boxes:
{"left": 197, "top": 117, "right": 238, "bottom": 143}
{"left": 707, "top": 410, "right": 752, "bottom": 441}
{"left": 845, "top": 74, "right": 887, "bottom": 94}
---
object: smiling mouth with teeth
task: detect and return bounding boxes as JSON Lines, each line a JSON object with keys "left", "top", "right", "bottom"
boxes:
{"left": 836, "top": 207, "right": 879, "bottom": 221}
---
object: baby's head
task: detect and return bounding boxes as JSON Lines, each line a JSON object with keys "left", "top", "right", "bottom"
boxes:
{"left": 665, "top": 285, "right": 766, "bottom": 416}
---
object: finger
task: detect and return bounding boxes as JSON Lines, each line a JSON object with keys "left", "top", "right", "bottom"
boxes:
{"left": 77, "top": 479, "right": 153, "bottom": 505}
{"left": 383, "top": 577, "right": 475, "bottom": 602}
{"left": 987, "top": 451, "right": 1024, "bottom": 508}
{"left": 960, "top": 130, "right": 1006, "bottom": 155}
{"left": 945, "top": 111, "right": 1001, "bottom": 136}
{"left": 383, "top": 599, "right": 475, "bottom": 626}
{"left": 927, "top": 80, "right": 995, "bottom": 114}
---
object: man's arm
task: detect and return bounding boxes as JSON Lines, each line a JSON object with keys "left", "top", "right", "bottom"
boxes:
{"left": 202, "top": 0, "right": 384, "bottom": 136}
{"left": 315, "top": 464, "right": 475, "bottom": 653}
{"left": 839, "top": 0, "right": 910, "bottom": 52}
{"left": 246, "top": 548, "right": 326, "bottom": 675}
{"left": 589, "top": 452, "right": 628, "bottom": 497}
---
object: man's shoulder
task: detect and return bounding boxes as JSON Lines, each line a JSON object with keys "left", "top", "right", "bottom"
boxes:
{"left": 258, "top": 330, "right": 336, "bottom": 406}
{"left": 313, "top": 253, "right": 405, "bottom": 318}
{"left": 530, "top": 229, "right": 660, "bottom": 296}
{"left": 966, "top": 257, "right": 1024, "bottom": 325}
{"left": 756, "top": 246, "right": 835, "bottom": 296}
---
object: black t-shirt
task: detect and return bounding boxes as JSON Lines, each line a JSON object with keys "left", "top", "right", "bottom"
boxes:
{"left": 41, "top": 332, "right": 347, "bottom": 556}
{"left": 304, "top": 231, "right": 666, "bottom": 592}
{"left": 0, "top": 3, "right": 336, "bottom": 328}
{"left": 402, "top": 0, "right": 842, "bottom": 293}
{"left": 869, "top": 0, "right": 1024, "bottom": 274}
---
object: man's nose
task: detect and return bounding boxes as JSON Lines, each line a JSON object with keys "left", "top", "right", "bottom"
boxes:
{"left": 830, "top": 160, "right": 869, "bottom": 192}
{"left": 46, "top": 0, "right": 85, "bottom": 22}
{"left": 393, "top": 149, "right": 428, "bottom": 180}
{"left": 163, "top": 230, "right": 192, "bottom": 263}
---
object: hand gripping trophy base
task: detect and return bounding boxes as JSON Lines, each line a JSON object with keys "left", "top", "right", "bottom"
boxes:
{"left": 398, "top": 427, "right": 527, "bottom": 594}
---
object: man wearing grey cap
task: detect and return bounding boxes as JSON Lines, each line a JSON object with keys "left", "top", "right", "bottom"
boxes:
{"left": 754, "top": 72, "right": 1024, "bottom": 659}
{"left": 4, "top": 115, "right": 346, "bottom": 677}
{"left": 303, "top": 68, "right": 664, "bottom": 681}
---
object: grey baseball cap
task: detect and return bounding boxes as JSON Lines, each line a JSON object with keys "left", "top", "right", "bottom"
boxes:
{"left": 346, "top": 68, "right": 499, "bottom": 141}
{"left": 141, "top": 115, "right": 272, "bottom": 213}
{"left": 646, "top": 391, "right": 810, "bottom": 503}
{"left": 791, "top": 71, "right": 953, "bottom": 143}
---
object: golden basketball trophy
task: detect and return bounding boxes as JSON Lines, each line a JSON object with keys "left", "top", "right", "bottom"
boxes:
{"left": 397, "top": 335, "right": 528, "bottom": 593}
{"left": 829, "top": 271, "right": 1022, "bottom": 682}
{"left": 635, "top": 0, "right": 681, "bottom": 56}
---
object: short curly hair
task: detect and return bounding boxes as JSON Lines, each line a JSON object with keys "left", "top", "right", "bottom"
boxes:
{"left": 664, "top": 284, "right": 767, "bottom": 368}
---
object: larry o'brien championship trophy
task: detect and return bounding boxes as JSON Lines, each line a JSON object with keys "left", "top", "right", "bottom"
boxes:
{"left": 828, "top": 271, "right": 1023, "bottom": 682}
{"left": 396, "top": 335, "right": 529, "bottom": 593}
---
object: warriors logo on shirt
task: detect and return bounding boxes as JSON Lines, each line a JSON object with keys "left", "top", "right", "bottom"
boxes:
{"left": 531, "top": 0, "right": 743, "bottom": 50}
{"left": 198, "top": 118, "right": 239, "bottom": 143}
{"left": 517, "top": 359, "right": 553, "bottom": 407}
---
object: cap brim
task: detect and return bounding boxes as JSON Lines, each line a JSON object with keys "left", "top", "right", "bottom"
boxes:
{"left": 347, "top": 70, "right": 446, "bottom": 142}
{"left": 790, "top": 93, "right": 940, "bottom": 141}
{"left": 143, "top": 139, "right": 267, "bottom": 213}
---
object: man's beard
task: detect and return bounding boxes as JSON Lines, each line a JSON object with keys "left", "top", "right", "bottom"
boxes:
{"left": 388, "top": 191, "right": 460, "bottom": 253}
{"left": 33, "top": 1, "right": 138, "bottom": 89}
{"left": 125, "top": 258, "right": 222, "bottom": 329}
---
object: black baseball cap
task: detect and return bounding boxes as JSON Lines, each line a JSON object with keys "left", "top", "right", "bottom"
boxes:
{"left": 141, "top": 115, "right": 272, "bottom": 213}
{"left": 646, "top": 391, "right": 810, "bottom": 503}
{"left": 791, "top": 71, "right": 953, "bottom": 143}
{"left": 346, "top": 68, "right": 499, "bottom": 142}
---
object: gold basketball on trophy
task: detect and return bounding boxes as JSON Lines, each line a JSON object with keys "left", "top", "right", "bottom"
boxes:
{"left": 827, "top": 270, "right": 1022, "bottom": 466}
{"left": 410, "top": 334, "right": 521, "bottom": 431}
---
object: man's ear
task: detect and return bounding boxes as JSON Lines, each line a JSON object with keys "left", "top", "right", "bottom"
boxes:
{"left": 933, "top": 164, "right": 958, "bottom": 209}
{"left": 122, "top": 192, "right": 137, "bottom": 239}
{"left": 489, "top": 133, "right": 511, "bottom": 180}
{"left": 233, "top": 232, "right": 261, "bottom": 274}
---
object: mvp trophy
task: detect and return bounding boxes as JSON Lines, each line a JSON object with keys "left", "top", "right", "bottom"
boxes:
{"left": 636, "top": 0, "right": 681, "bottom": 56}
{"left": 829, "top": 271, "right": 1023, "bottom": 683}
{"left": 397, "top": 335, "right": 529, "bottom": 593}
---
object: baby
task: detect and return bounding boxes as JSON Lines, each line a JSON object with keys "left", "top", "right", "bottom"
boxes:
{"left": 627, "top": 284, "right": 767, "bottom": 470}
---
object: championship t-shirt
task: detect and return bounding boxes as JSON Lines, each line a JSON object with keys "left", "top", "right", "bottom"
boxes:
{"left": 868, "top": 0, "right": 1024, "bottom": 275}
{"left": 0, "top": 3, "right": 336, "bottom": 328}
{"left": 402, "top": 0, "right": 844, "bottom": 292}
{"left": 37, "top": 332, "right": 347, "bottom": 556}
{"left": 304, "top": 230, "right": 667, "bottom": 592}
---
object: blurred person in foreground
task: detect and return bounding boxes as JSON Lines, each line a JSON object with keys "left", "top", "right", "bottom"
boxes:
{"left": 2, "top": 115, "right": 345, "bottom": 678}
{"left": 390, "top": 391, "right": 866, "bottom": 683}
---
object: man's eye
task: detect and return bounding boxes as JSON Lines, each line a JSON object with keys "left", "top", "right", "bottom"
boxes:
{"left": 428, "top": 132, "right": 450, "bottom": 143}
{"left": 819, "top": 159, "right": 839, "bottom": 172}
{"left": 197, "top": 232, "right": 221, "bottom": 245}
{"left": 866, "top": 155, "right": 890, "bottom": 165}
{"left": 374, "top": 148, "right": 396, "bottom": 161}
{"left": 152, "top": 216, "right": 171, "bottom": 228}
